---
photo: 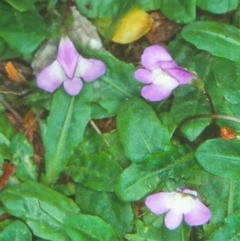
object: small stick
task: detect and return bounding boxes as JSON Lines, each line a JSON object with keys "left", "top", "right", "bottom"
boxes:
{"left": 90, "top": 120, "right": 110, "bottom": 147}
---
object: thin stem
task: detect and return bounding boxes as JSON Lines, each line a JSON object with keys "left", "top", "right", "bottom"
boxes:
{"left": 1, "top": 99, "right": 23, "bottom": 124}
{"left": 61, "top": 0, "right": 73, "bottom": 33}
{"left": 89, "top": 120, "right": 110, "bottom": 147}
{"left": 179, "top": 113, "right": 240, "bottom": 129}
{"left": 24, "top": 109, "right": 44, "bottom": 136}
{"left": 227, "top": 180, "right": 233, "bottom": 215}
{"left": 203, "top": 88, "right": 215, "bottom": 115}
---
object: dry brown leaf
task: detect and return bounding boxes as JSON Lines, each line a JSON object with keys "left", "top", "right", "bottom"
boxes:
{"left": 5, "top": 62, "right": 27, "bottom": 83}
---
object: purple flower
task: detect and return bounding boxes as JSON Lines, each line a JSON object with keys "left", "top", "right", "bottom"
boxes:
{"left": 134, "top": 45, "right": 195, "bottom": 101}
{"left": 145, "top": 188, "right": 211, "bottom": 230}
{"left": 37, "top": 36, "right": 106, "bottom": 96}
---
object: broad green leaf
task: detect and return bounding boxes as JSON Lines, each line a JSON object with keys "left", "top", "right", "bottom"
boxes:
{"left": 170, "top": 86, "right": 211, "bottom": 141}
{"left": 195, "top": 139, "right": 240, "bottom": 179}
{"left": 76, "top": 0, "right": 122, "bottom": 19}
{"left": 196, "top": 0, "right": 238, "bottom": 14}
{"left": 11, "top": 134, "right": 37, "bottom": 181}
{"left": 182, "top": 21, "right": 240, "bottom": 62}
{"left": 212, "top": 58, "right": 240, "bottom": 105}
{"left": 1, "top": 181, "right": 80, "bottom": 241}
{"left": 0, "top": 2, "right": 46, "bottom": 54}
{"left": 159, "top": 0, "right": 196, "bottom": 23}
{"left": 77, "top": 46, "right": 141, "bottom": 115}
{"left": 214, "top": 98, "right": 240, "bottom": 131}
{"left": 125, "top": 220, "right": 161, "bottom": 241}
{"left": 66, "top": 152, "right": 122, "bottom": 192}
{"left": 4, "top": 0, "right": 36, "bottom": 12}
{"left": 186, "top": 167, "right": 240, "bottom": 238}
{"left": 0, "top": 220, "right": 32, "bottom": 241}
{"left": 76, "top": 186, "right": 133, "bottom": 238}
{"left": 206, "top": 211, "right": 240, "bottom": 241}
{"left": 43, "top": 86, "right": 92, "bottom": 185}
{"left": 65, "top": 214, "right": 118, "bottom": 241}
{"left": 117, "top": 98, "right": 170, "bottom": 162}
{"left": 116, "top": 147, "right": 195, "bottom": 201}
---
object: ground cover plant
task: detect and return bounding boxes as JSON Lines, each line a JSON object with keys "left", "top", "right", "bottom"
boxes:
{"left": 0, "top": 0, "right": 240, "bottom": 240}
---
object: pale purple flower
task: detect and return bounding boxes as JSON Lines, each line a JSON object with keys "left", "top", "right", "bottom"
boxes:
{"left": 37, "top": 36, "right": 106, "bottom": 96}
{"left": 134, "top": 45, "right": 195, "bottom": 101}
{"left": 145, "top": 188, "right": 211, "bottom": 230}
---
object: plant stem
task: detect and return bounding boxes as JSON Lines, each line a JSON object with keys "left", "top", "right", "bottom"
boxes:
{"left": 61, "top": 0, "right": 73, "bottom": 34}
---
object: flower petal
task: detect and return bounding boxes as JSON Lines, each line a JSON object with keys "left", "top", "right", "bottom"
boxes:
{"left": 36, "top": 60, "right": 65, "bottom": 93}
{"left": 134, "top": 69, "right": 153, "bottom": 84}
{"left": 57, "top": 36, "right": 79, "bottom": 79}
{"left": 165, "top": 208, "right": 183, "bottom": 230}
{"left": 63, "top": 77, "right": 83, "bottom": 96}
{"left": 145, "top": 192, "right": 174, "bottom": 214}
{"left": 76, "top": 55, "right": 106, "bottom": 82}
{"left": 184, "top": 199, "right": 211, "bottom": 226}
{"left": 165, "top": 68, "right": 195, "bottom": 85}
{"left": 141, "top": 76, "right": 179, "bottom": 102}
{"left": 141, "top": 45, "right": 173, "bottom": 70}
{"left": 158, "top": 61, "right": 178, "bottom": 70}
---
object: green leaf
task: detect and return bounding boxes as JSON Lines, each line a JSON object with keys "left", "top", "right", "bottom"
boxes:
{"left": 77, "top": 44, "right": 142, "bottom": 116}
{"left": 195, "top": 139, "right": 240, "bottom": 179}
{"left": 196, "top": 0, "right": 238, "bottom": 14}
{"left": 0, "top": 220, "right": 32, "bottom": 241}
{"left": 116, "top": 147, "right": 195, "bottom": 201}
{"left": 76, "top": 186, "right": 133, "bottom": 238}
{"left": 182, "top": 21, "right": 240, "bottom": 62}
{"left": 65, "top": 214, "right": 118, "bottom": 241}
{"left": 159, "top": 0, "right": 196, "bottom": 23}
{"left": 117, "top": 98, "right": 170, "bottom": 162}
{"left": 212, "top": 58, "right": 240, "bottom": 105}
{"left": 186, "top": 168, "right": 240, "bottom": 238}
{"left": 206, "top": 211, "right": 240, "bottom": 241}
{"left": 1, "top": 181, "right": 80, "bottom": 241}
{"left": 66, "top": 152, "right": 122, "bottom": 192}
{"left": 76, "top": 46, "right": 141, "bottom": 115}
{"left": 43, "top": 86, "right": 92, "bottom": 185}
{"left": 171, "top": 86, "right": 211, "bottom": 141}
{"left": 4, "top": 0, "right": 36, "bottom": 12}
{"left": 125, "top": 220, "right": 161, "bottom": 241}
{"left": 11, "top": 134, "right": 37, "bottom": 181}
{"left": 0, "top": 2, "right": 46, "bottom": 54}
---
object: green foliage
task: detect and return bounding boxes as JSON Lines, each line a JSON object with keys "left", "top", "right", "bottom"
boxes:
{"left": 1, "top": 181, "right": 80, "bottom": 241}
{"left": 0, "top": 2, "right": 46, "bottom": 54}
{"left": 76, "top": 186, "right": 134, "bottom": 238}
{"left": 212, "top": 58, "right": 240, "bottom": 105}
{"left": 66, "top": 152, "right": 122, "bottom": 192}
{"left": 43, "top": 86, "right": 92, "bottom": 185}
{"left": 195, "top": 139, "right": 240, "bottom": 179}
{"left": 159, "top": 0, "right": 196, "bottom": 23}
{"left": 65, "top": 214, "right": 118, "bottom": 241}
{"left": 196, "top": 0, "right": 238, "bottom": 14}
{"left": 0, "top": 220, "right": 32, "bottom": 241}
{"left": 2, "top": 0, "right": 240, "bottom": 240}
{"left": 117, "top": 98, "right": 170, "bottom": 162}
{"left": 11, "top": 134, "right": 38, "bottom": 181}
{"left": 4, "top": 0, "right": 36, "bottom": 12}
{"left": 182, "top": 21, "right": 240, "bottom": 63}
{"left": 77, "top": 46, "right": 142, "bottom": 115}
{"left": 116, "top": 146, "right": 195, "bottom": 201}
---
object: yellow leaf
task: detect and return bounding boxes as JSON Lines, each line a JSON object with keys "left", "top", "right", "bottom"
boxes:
{"left": 112, "top": 9, "right": 153, "bottom": 44}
